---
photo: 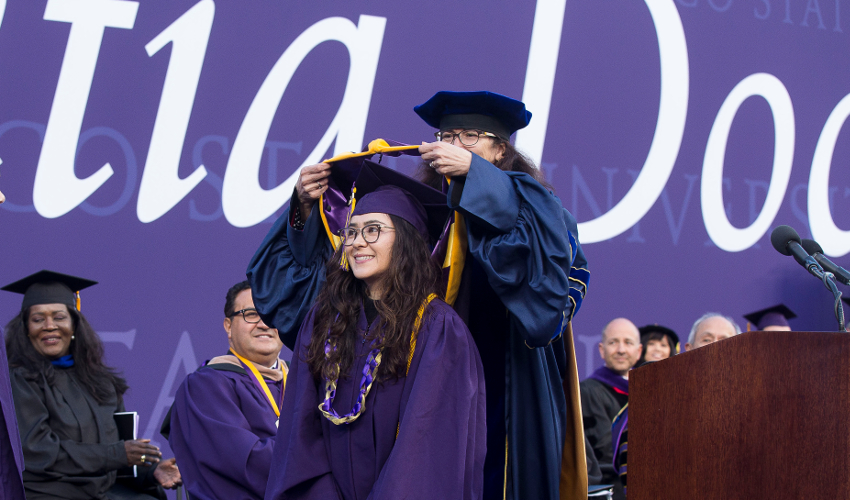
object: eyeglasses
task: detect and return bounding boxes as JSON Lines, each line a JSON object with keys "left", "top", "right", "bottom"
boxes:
{"left": 434, "top": 130, "right": 498, "bottom": 146}
{"left": 340, "top": 224, "right": 395, "bottom": 246}
{"left": 229, "top": 308, "right": 261, "bottom": 324}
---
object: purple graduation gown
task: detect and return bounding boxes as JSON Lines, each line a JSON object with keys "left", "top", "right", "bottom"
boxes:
{"left": 265, "top": 299, "right": 486, "bottom": 500}
{"left": 0, "top": 327, "right": 26, "bottom": 499}
{"left": 169, "top": 364, "right": 282, "bottom": 500}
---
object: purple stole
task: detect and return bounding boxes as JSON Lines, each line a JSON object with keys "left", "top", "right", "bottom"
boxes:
{"left": 588, "top": 365, "right": 628, "bottom": 396}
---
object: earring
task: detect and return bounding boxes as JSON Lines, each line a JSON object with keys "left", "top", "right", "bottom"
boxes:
{"left": 71, "top": 335, "right": 75, "bottom": 340}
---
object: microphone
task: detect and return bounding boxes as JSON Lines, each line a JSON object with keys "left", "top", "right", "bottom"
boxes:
{"left": 770, "top": 225, "right": 825, "bottom": 279}
{"left": 802, "top": 238, "right": 850, "bottom": 285}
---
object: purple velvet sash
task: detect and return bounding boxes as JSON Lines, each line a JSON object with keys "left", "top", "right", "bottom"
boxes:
{"left": 588, "top": 365, "right": 629, "bottom": 395}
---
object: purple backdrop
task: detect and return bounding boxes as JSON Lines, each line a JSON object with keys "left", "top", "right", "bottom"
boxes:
{"left": 2, "top": 0, "right": 850, "bottom": 463}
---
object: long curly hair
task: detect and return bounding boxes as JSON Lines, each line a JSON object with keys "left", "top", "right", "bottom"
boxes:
{"left": 5, "top": 306, "right": 129, "bottom": 404}
{"left": 417, "top": 138, "right": 553, "bottom": 191}
{"left": 306, "top": 214, "right": 443, "bottom": 383}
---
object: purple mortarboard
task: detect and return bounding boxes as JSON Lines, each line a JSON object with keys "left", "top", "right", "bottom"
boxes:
{"left": 2, "top": 270, "right": 97, "bottom": 312}
{"left": 347, "top": 162, "right": 452, "bottom": 245}
{"left": 352, "top": 186, "right": 428, "bottom": 240}
{"left": 743, "top": 304, "right": 796, "bottom": 330}
{"left": 638, "top": 324, "right": 680, "bottom": 355}
{"left": 414, "top": 91, "right": 532, "bottom": 140}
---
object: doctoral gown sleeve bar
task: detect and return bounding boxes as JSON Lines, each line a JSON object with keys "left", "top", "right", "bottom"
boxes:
{"left": 247, "top": 198, "right": 333, "bottom": 350}
{"left": 564, "top": 211, "right": 589, "bottom": 321}
{"left": 368, "top": 305, "right": 486, "bottom": 500}
{"left": 448, "top": 155, "right": 583, "bottom": 347}
{"left": 10, "top": 370, "right": 126, "bottom": 478}
{"left": 169, "top": 368, "right": 280, "bottom": 500}
{"left": 264, "top": 308, "right": 343, "bottom": 500}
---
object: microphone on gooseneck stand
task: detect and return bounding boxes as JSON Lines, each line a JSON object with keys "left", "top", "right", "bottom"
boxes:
{"left": 770, "top": 225, "right": 846, "bottom": 331}
{"left": 801, "top": 239, "right": 850, "bottom": 286}
{"left": 769, "top": 226, "right": 825, "bottom": 278}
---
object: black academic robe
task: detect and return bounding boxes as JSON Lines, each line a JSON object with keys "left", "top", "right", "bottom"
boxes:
{"left": 579, "top": 378, "right": 628, "bottom": 488}
{"left": 248, "top": 155, "right": 589, "bottom": 500}
{"left": 10, "top": 365, "right": 161, "bottom": 500}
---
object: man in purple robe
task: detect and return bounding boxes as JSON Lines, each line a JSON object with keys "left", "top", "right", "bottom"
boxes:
{"left": 165, "top": 281, "right": 286, "bottom": 500}
{"left": 580, "top": 318, "right": 641, "bottom": 500}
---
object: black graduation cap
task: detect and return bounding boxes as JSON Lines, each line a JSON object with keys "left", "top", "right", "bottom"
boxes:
{"left": 637, "top": 324, "right": 680, "bottom": 354}
{"left": 414, "top": 91, "right": 532, "bottom": 140}
{"left": 2, "top": 270, "right": 97, "bottom": 312}
{"left": 743, "top": 304, "right": 796, "bottom": 331}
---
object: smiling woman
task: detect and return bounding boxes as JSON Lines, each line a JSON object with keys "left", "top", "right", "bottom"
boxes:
{"left": 265, "top": 180, "right": 486, "bottom": 500}
{"left": 1, "top": 271, "right": 181, "bottom": 500}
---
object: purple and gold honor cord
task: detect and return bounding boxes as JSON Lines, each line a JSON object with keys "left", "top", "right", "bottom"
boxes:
{"left": 319, "top": 335, "right": 382, "bottom": 425}
{"left": 319, "top": 294, "right": 437, "bottom": 426}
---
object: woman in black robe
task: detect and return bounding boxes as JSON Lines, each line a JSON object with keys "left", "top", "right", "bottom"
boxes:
{"left": 2, "top": 271, "right": 181, "bottom": 500}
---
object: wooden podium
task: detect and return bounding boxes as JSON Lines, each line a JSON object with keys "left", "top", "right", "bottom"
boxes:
{"left": 630, "top": 331, "right": 850, "bottom": 499}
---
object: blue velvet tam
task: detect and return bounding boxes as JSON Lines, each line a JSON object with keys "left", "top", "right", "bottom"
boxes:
{"left": 414, "top": 90, "right": 533, "bottom": 140}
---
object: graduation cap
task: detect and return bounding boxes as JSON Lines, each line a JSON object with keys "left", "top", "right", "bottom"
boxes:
{"left": 638, "top": 324, "right": 680, "bottom": 354}
{"left": 319, "top": 139, "right": 450, "bottom": 246}
{"left": 319, "top": 140, "right": 464, "bottom": 303}
{"left": 743, "top": 304, "right": 796, "bottom": 331}
{"left": 414, "top": 91, "right": 532, "bottom": 140}
{"left": 2, "top": 270, "right": 97, "bottom": 312}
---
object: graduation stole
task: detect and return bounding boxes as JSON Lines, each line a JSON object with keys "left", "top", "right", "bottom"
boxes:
{"left": 230, "top": 350, "right": 285, "bottom": 419}
{"left": 319, "top": 294, "right": 437, "bottom": 426}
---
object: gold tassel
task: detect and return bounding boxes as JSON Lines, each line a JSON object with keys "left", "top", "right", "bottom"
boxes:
{"left": 75, "top": 291, "right": 81, "bottom": 311}
{"left": 340, "top": 187, "right": 357, "bottom": 271}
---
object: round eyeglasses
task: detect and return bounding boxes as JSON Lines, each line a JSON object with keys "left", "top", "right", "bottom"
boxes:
{"left": 340, "top": 224, "right": 395, "bottom": 246}
{"left": 434, "top": 129, "right": 498, "bottom": 147}
{"left": 229, "top": 308, "right": 261, "bottom": 324}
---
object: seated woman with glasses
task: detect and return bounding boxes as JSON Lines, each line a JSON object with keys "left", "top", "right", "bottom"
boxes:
{"left": 265, "top": 183, "right": 486, "bottom": 500}
{"left": 2, "top": 271, "right": 181, "bottom": 500}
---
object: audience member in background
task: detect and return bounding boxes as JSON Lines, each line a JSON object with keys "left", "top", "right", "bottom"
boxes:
{"left": 0, "top": 165, "right": 26, "bottom": 500}
{"left": 684, "top": 313, "right": 741, "bottom": 351}
{"left": 165, "top": 281, "right": 286, "bottom": 500}
{"left": 2, "top": 271, "right": 180, "bottom": 500}
{"left": 743, "top": 304, "right": 796, "bottom": 331}
{"left": 636, "top": 324, "right": 678, "bottom": 366}
{"left": 580, "top": 318, "right": 641, "bottom": 500}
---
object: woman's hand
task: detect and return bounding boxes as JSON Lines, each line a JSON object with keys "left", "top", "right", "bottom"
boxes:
{"left": 153, "top": 457, "right": 182, "bottom": 489}
{"left": 295, "top": 163, "right": 331, "bottom": 220}
{"left": 419, "top": 141, "right": 473, "bottom": 178}
{"left": 124, "top": 439, "right": 161, "bottom": 466}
